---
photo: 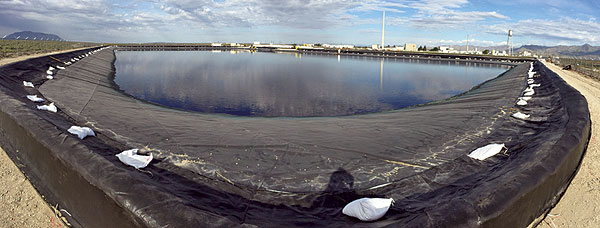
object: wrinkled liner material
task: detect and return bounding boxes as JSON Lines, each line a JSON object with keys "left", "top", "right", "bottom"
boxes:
{"left": 0, "top": 48, "right": 590, "bottom": 228}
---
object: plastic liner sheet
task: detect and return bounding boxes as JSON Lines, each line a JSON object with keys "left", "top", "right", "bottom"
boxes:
{"left": 0, "top": 48, "right": 590, "bottom": 228}
{"left": 0, "top": 48, "right": 143, "bottom": 228}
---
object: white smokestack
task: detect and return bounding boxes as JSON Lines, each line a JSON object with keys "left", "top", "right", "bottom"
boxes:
{"left": 381, "top": 10, "right": 385, "bottom": 49}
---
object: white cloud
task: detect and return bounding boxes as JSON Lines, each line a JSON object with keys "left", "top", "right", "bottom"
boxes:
{"left": 0, "top": 0, "right": 180, "bottom": 41}
{"left": 407, "top": 11, "right": 507, "bottom": 27}
{"left": 409, "top": 0, "right": 470, "bottom": 13}
{"left": 155, "top": 0, "right": 509, "bottom": 29}
{"left": 485, "top": 17, "right": 600, "bottom": 45}
{"left": 399, "top": 0, "right": 509, "bottom": 28}
{"left": 436, "top": 38, "right": 505, "bottom": 46}
{"left": 0, "top": 0, "right": 596, "bottom": 45}
{"left": 157, "top": 0, "right": 388, "bottom": 29}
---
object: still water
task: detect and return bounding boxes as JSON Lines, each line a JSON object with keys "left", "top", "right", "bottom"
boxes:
{"left": 114, "top": 50, "right": 510, "bottom": 117}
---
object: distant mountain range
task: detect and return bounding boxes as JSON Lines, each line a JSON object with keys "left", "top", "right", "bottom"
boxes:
{"left": 4, "top": 31, "right": 63, "bottom": 41}
{"left": 515, "top": 44, "right": 600, "bottom": 58}
{"left": 423, "top": 44, "right": 599, "bottom": 58}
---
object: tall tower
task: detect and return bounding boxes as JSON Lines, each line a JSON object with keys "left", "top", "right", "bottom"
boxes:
{"left": 507, "top": 29, "right": 513, "bottom": 56}
{"left": 381, "top": 10, "right": 385, "bottom": 49}
{"left": 466, "top": 34, "right": 469, "bottom": 53}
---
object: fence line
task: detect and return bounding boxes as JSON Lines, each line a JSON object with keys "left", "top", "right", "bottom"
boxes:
{"left": 551, "top": 56, "right": 600, "bottom": 80}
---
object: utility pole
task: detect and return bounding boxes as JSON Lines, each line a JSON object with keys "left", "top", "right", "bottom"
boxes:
{"left": 507, "top": 29, "right": 513, "bottom": 56}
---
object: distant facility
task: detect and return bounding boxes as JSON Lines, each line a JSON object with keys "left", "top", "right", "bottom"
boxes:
{"left": 404, "top": 44, "right": 417, "bottom": 52}
{"left": 322, "top": 44, "right": 355, "bottom": 49}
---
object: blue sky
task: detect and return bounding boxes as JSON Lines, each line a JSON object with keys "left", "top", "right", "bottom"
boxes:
{"left": 1, "top": 0, "right": 599, "bottom": 47}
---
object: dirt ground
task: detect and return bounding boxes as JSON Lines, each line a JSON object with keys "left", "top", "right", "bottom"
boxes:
{"left": 0, "top": 147, "right": 66, "bottom": 228}
{"left": 536, "top": 61, "right": 600, "bottom": 228}
{"left": 0, "top": 54, "right": 597, "bottom": 227}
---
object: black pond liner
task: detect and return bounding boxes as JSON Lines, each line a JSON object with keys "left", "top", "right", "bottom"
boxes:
{"left": 0, "top": 47, "right": 590, "bottom": 228}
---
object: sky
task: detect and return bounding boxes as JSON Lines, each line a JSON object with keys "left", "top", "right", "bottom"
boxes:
{"left": 1, "top": 0, "right": 599, "bottom": 47}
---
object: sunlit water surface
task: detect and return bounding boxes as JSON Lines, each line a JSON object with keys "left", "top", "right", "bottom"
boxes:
{"left": 114, "top": 50, "right": 510, "bottom": 117}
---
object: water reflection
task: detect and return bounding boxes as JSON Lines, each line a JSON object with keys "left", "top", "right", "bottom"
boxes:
{"left": 114, "top": 51, "right": 509, "bottom": 117}
{"left": 380, "top": 58, "right": 384, "bottom": 91}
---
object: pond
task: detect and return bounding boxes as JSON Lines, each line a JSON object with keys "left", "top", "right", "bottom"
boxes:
{"left": 113, "top": 50, "right": 510, "bottom": 117}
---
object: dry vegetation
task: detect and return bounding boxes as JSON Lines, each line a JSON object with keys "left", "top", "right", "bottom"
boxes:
{"left": 0, "top": 39, "right": 97, "bottom": 59}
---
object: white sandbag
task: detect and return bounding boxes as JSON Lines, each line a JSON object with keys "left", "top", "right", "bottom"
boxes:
{"left": 37, "top": 102, "right": 57, "bottom": 113}
{"left": 26, "top": 95, "right": 44, "bottom": 102}
{"left": 342, "top": 198, "right": 393, "bottom": 221}
{"left": 517, "top": 99, "right": 527, "bottom": 106}
{"left": 116, "top": 149, "right": 153, "bottom": 169}
{"left": 46, "top": 75, "right": 54, "bottom": 80}
{"left": 529, "top": 83, "right": 541, "bottom": 88}
{"left": 48, "top": 66, "right": 55, "bottom": 71}
{"left": 468, "top": 143, "right": 506, "bottom": 160}
{"left": 527, "top": 79, "right": 535, "bottom": 84}
{"left": 523, "top": 87, "right": 535, "bottom": 96}
{"left": 67, "top": 126, "right": 95, "bottom": 139}
{"left": 23, "top": 81, "right": 34, "bottom": 87}
{"left": 528, "top": 72, "right": 535, "bottom": 78}
{"left": 520, "top": 96, "right": 532, "bottom": 101}
{"left": 524, "top": 90, "right": 534, "bottom": 96}
{"left": 56, "top": 65, "right": 65, "bottom": 70}
{"left": 46, "top": 70, "right": 53, "bottom": 75}
{"left": 512, "top": 112, "right": 530, "bottom": 120}
{"left": 65, "top": 61, "right": 72, "bottom": 65}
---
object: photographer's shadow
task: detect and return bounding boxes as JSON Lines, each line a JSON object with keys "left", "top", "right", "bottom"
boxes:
{"left": 311, "top": 168, "right": 382, "bottom": 210}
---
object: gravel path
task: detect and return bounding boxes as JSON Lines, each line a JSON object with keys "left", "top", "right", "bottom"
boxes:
{"left": 537, "top": 61, "right": 600, "bottom": 228}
